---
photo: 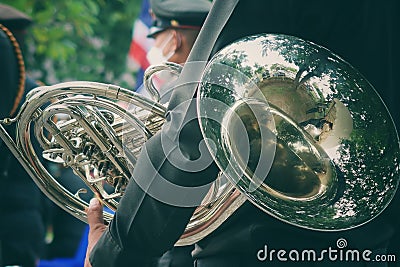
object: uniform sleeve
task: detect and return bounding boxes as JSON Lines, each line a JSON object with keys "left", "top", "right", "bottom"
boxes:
{"left": 89, "top": 98, "right": 220, "bottom": 266}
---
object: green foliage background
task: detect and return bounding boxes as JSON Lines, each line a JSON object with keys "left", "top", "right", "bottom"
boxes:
{"left": 2, "top": 0, "right": 143, "bottom": 88}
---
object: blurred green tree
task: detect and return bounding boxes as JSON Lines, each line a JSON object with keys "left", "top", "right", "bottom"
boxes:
{"left": 2, "top": 0, "right": 143, "bottom": 87}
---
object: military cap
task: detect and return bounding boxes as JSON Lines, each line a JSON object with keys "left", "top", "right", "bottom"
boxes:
{"left": 148, "top": 0, "right": 211, "bottom": 37}
{"left": 0, "top": 4, "right": 32, "bottom": 30}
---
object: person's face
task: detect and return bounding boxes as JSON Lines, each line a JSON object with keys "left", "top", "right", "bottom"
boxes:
{"left": 146, "top": 28, "right": 186, "bottom": 65}
{"left": 146, "top": 29, "right": 175, "bottom": 65}
{"left": 153, "top": 29, "right": 175, "bottom": 55}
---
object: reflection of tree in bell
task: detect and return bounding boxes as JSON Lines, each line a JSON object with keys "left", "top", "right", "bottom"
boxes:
{"left": 332, "top": 77, "right": 400, "bottom": 219}
{"left": 261, "top": 35, "right": 332, "bottom": 89}
{"left": 267, "top": 142, "right": 321, "bottom": 197}
{"left": 232, "top": 102, "right": 323, "bottom": 198}
{"left": 199, "top": 33, "right": 400, "bottom": 230}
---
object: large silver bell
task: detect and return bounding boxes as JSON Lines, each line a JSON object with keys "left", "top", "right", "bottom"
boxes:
{"left": 197, "top": 33, "right": 400, "bottom": 231}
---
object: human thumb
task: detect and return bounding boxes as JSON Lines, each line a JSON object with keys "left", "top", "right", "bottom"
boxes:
{"left": 87, "top": 198, "right": 104, "bottom": 226}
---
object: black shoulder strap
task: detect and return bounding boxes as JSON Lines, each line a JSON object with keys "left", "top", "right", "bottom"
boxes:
{"left": 186, "top": 0, "right": 239, "bottom": 63}
{"left": 167, "top": 0, "right": 239, "bottom": 110}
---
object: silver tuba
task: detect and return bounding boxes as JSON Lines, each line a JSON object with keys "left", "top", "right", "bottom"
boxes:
{"left": 0, "top": 34, "right": 399, "bottom": 246}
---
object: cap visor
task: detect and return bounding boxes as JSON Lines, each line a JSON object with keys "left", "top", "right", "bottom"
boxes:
{"left": 147, "top": 26, "right": 166, "bottom": 38}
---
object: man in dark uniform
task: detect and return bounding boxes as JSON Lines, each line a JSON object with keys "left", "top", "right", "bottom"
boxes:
{"left": 0, "top": 4, "right": 47, "bottom": 267}
{"left": 85, "top": 0, "right": 399, "bottom": 266}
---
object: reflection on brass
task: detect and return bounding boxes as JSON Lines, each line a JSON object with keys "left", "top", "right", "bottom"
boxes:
{"left": 225, "top": 100, "right": 331, "bottom": 200}
{"left": 198, "top": 33, "right": 399, "bottom": 231}
{"left": 0, "top": 81, "right": 167, "bottom": 225}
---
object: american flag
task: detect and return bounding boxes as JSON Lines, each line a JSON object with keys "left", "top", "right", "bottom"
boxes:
{"left": 127, "top": 0, "right": 154, "bottom": 91}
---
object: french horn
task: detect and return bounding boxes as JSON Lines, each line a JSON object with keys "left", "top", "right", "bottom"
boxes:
{"left": 0, "top": 34, "right": 398, "bottom": 246}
